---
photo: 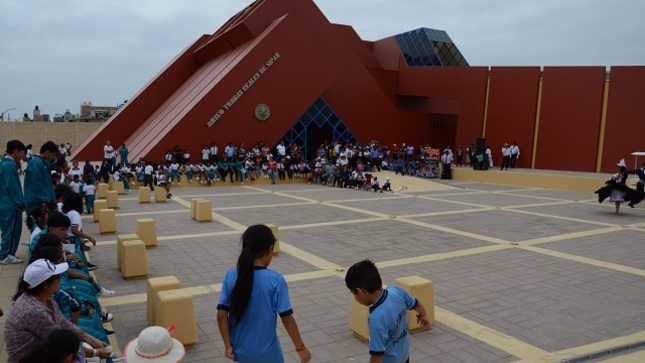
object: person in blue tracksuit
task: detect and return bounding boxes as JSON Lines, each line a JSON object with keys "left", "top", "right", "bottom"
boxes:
{"left": 0, "top": 140, "right": 26, "bottom": 265}
{"left": 24, "top": 141, "right": 58, "bottom": 215}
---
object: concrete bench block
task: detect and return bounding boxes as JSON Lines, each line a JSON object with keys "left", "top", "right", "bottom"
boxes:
{"left": 394, "top": 276, "right": 435, "bottom": 331}
{"left": 99, "top": 209, "right": 117, "bottom": 234}
{"left": 117, "top": 234, "right": 140, "bottom": 270}
{"left": 194, "top": 200, "right": 212, "bottom": 222}
{"left": 97, "top": 183, "right": 109, "bottom": 199}
{"left": 348, "top": 298, "right": 370, "bottom": 341}
{"left": 155, "top": 187, "right": 167, "bottom": 203}
{"left": 122, "top": 240, "right": 148, "bottom": 279}
{"left": 156, "top": 289, "right": 198, "bottom": 346}
{"left": 266, "top": 224, "right": 281, "bottom": 255}
{"left": 139, "top": 187, "right": 151, "bottom": 203}
{"left": 114, "top": 180, "right": 126, "bottom": 195}
{"left": 147, "top": 276, "right": 182, "bottom": 325}
{"left": 190, "top": 198, "right": 206, "bottom": 219}
{"left": 106, "top": 190, "right": 119, "bottom": 209}
{"left": 93, "top": 199, "right": 108, "bottom": 222}
{"left": 108, "top": 175, "right": 116, "bottom": 190}
{"left": 137, "top": 219, "right": 157, "bottom": 247}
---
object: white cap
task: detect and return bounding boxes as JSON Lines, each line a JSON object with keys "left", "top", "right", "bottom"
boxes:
{"left": 24, "top": 259, "right": 68, "bottom": 289}
{"left": 124, "top": 326, "right": 185, "bottom": 363}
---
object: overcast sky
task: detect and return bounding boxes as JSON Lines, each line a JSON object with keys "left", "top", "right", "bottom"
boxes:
{"left": 1, "top": 0, "right": 643, "bottom": 120}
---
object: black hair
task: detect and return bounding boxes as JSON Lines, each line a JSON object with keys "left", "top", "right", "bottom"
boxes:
{"left": 54, "top": 184, "right": 70, "bottom": 200}
{"left": 345, "top": 259, "right": 382, "bottom": 294}
{"left": 30, "top": 245, "right": 63, "bottom": 265}
{"left": 6, "top": 139, "right": 26, "bottom": 154}
{"left": 26, "top": 204, "right": 50, "bottom": 231}
{"left": 19, "top": 329, "right": 79, "bottom": 363}
{"left": 62, "top": 192, "right": 83, "bottom": 214}
{"left": 230, "top": 224, "right": 276, "bottom": 325}
{"left": 32, "top": 234, "right": 64, "bottom": 262}
{"left": 40, "top": 141, "right": 59, "bottom": 154}
{"left": 26, "top": 144, "right": 32, "bottom": 150}
{"left": 47, "top": 211, "right": 71, "bottom": 229}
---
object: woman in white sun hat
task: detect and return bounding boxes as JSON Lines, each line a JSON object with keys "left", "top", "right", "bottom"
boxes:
{"left": 124, "top": 326, "right": 185, "bottom": 362}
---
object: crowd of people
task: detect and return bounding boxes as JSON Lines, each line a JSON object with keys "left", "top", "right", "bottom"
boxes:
{"left": 3, "top": 137, "right": 644, "bottom": 362}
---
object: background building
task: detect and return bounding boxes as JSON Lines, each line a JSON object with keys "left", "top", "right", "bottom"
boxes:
{"left": 72, "top": 0, "right": 645, "bottom": 173}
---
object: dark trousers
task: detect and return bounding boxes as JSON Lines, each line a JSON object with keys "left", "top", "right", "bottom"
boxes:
{"left": 501, "top": 156, "right": 511, "bottom": 170}
{"left": 144, "top": 175, "right": 154, "bottom": 190}
{"left": 510, "top": 154, "right": 518, "bottom": 168}
{"left": 441, "top": 163, "right": 452, "bottom": 179}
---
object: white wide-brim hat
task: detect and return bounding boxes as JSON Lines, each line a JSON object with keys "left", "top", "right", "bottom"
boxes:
{"left": 124, "top": 326, "right": 185, "bottom": 363}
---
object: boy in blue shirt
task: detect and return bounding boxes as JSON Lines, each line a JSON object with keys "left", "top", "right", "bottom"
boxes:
{"left": 345, "top": 259, "right": 430, "bottom": 363}
{"left": 0, "top": 140, "right": 27, "bottom": 264}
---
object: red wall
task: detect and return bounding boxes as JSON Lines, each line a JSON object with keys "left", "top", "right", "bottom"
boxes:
{"left": 397, "top": 65, "right": 489, "bottom": 149}
{"left": 601, "top": 66, "right": 645, "bottom": 173}
{"left": 485, "top": 67, "right": 540, "bottom": 168}
{"left": 534, "top": 67, "right": 605, "bottom": 171}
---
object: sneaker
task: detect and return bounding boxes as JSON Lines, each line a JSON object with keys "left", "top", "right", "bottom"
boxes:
{"left": 87, "top": 262, "right": 99, "bottom": 271}
{"left": 82, "top": 245, "right": 92, "bottom": 252}
{"left": 99, "top": 287, "right": 116, "bottom": 297}
{"left": 101, "top": 311, "right": 114, "bottom": 322}
{"left": 111, "top": 355, "right": 124, "bottom": 362}
{"left": 20, "top": 241, "right": 30, "bottom": 246}
{"left": 166, "top": 194, "right": 172, "bottom": 199}
{"left": 104, "top": 328, "right": 115, "bottom": 336}
{"left": 0, "top": 255, "right": 23, "bottom": 265}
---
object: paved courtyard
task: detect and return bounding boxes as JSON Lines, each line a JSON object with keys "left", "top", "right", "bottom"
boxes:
{"left": 2, "top": 173, "right": 645, "bottom": 362}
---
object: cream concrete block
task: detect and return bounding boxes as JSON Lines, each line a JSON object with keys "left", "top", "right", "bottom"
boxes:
{"left": 190, "top": 198, "right": 206, "bottom": 219}
{"left": 116, "top": 234, "right": 140, "bottom": 270}
{"left": 106, "top": 190, "right": 119, "bottom": 209}
{"left": 394, "top": 276, "right": 435, "bottom": 331}
{"left": 114, "top": 180, "right": 126, "bottom": 195}
{"left": 194, "top": 200, "right": 212, "bottom": 222}
{"left": 136, "top": 219, "right": 158, "bottom": 247}
{"left": 93, "top": 199, "right": 108, "bottom": 222}
{"left": 122, "top": 240, "right": 148, "bottom": 279}
{"left": 348, "top": 297, "right": 370, "bottom": 341}
{"left": 155, "top": 187, "right": 167, "bottom": 202}
{"left": 99, "top": 209, "right": 117, "bottom": 234}
{"left": 97, "top": 183, "right": 109, "bottom": 199}
{"left": 266, "top": 223, "right": 281, "bottom": 255}
{"left": 147, "top": 276, "right": 181, "bottom": 325}
{"left": 108, "top": 175, "right": 116, "bottom": 190}
{"left": 139, "top": 187, "right": 151, "bottom": 203}
{"left": 155, "top": 289, "right": 198, "bottom": 346}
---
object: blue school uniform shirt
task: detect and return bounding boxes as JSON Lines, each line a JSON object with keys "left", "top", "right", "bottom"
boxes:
{"left": 217, "top": 267, "right": 293, "bottom": 363}
{"left": 368, "top": 285, "right": 419, "bottom": 363}
{"left": 24, "top": 155, "right": 54, "bottom": 214}
{"left": 0, "top": 156, "right": 25, "bottom": 211}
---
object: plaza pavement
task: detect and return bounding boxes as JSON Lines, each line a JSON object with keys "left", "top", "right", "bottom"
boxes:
{"left": 2, "top": 171, "right": 645, "bottom": 362}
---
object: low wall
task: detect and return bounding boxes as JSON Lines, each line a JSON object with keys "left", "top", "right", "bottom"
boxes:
{"left": 452, "top": 167, "right": 610, "bottom": 193}
{"left": 0, "top": 122, "right": 102, "bottom": 151}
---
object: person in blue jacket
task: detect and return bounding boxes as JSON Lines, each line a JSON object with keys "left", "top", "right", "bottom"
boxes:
{"left": 24, "top": 141, "right": 58, "bottom": 215}
{"left": 0, "top": 140, "right": 26, "bottom": 265}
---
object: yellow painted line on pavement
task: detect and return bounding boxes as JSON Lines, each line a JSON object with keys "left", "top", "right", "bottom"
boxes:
{"left": 436, "top": 306, "right": 548, "bottom": 359}
{"left": 397, "top": 217, "right": 511, "bottom": 245}
{"left": 280, "top": 242, "right": 344, "bottom": 270}
{"left": 95, "top": 230, "right": 241, "bottom": 246}
{"left": 597, "top": 350, "right": 645, "bottom": 362}
{"left": 521, "top": 246, "right": 645, "bottom": 277}
{"left": 416, "top": 195, "right": 491, "bottom": 208}
{"left": 509, "top": 208, "right": 617, "bottom": 228}
{"left": 377, "top": 245, "right": 510, "bottom": 268}
{"left": 403, "top": 207, "right": 495, "bottom": 219}
{"left": 172, "top": 196, "right": 247, "bottom": 231}
{"left": 521, "top": 226, "right": 621, "bottom": 246}
{"left": 504, "top": 201, "right": 576, "bottom": 209}
{"left": 511, "top": 330, "right": 645, "bottom": 363}
{"left": 279, "top": 217, "right": 388, "bottom": 230}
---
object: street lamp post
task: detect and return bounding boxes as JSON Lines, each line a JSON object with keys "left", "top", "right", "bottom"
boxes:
{"left": 1, "top": 108, "right": 16, "bottom": 121}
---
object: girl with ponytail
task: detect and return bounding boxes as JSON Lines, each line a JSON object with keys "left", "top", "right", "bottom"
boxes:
{"left": 217, "top": 225, "right": 311, "bottom": 363}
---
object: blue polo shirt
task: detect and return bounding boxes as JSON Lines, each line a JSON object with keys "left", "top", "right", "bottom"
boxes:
{"left": 217, "top": 267, "right": 293, "bottom": 363}
{"left": 368, "top": 286, "right": 418, "bottom": 363}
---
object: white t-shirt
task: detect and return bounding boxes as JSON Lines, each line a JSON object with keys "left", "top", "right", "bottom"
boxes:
{"left": 69, "top": 181, "right": 82, "bottom": 194}
{"left": 84, "top": 184, "right": 96, "bottom": 196}
{"left": 202, "top": 148, "right": 210, "bottom": 160}
{"left": 30, "top": 226, "right": 43, "bottom": 242}
{"left": 144, "top": 165, "right": 154, "bottom": 175}
{"left": 276, "top": 144, "right": 286, "bottom": 156}
{"left": 104, "top": 145, "right": 115, "bottom": 159}
{"left": 66, "top": 210, "right": 82, "bottom": 236}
